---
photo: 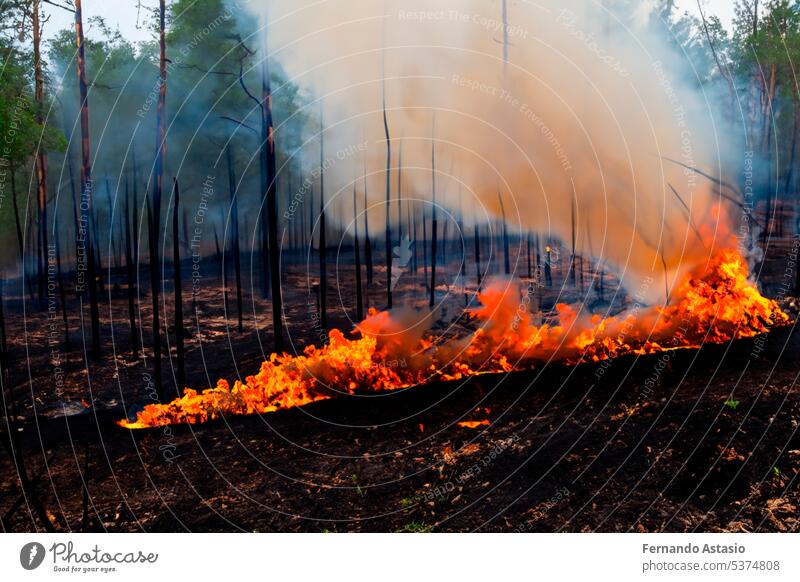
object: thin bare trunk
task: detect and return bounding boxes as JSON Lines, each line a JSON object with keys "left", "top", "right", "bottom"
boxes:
{"left": 171, "top": 178, "right": 185, "bottom": 393}
{"left": 353, "top": 179, "right": 364, "bottom": 321}
{"left": 429, "top": 115, "right": 437, "bottom": 308}
{"left": 149, "top": 0, "right": 167, "bottom": 399}
{"left": 319, "top": 106, "right": 328, "bottom": 331}
{"left": 124, "top": 179, "right": 139, "bottom": 356}
{"left": 226, "top": 146, "right": 243, "bottom": 333}
{"left": 75, "top": 0, "right": 101, "bottom": 360}
{"left": 261, "top": 25, "right": 283, "bottom": 352}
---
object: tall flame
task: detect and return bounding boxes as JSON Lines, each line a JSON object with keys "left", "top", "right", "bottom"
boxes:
{"left": 119, "top": 248, "right": 788, "bottom": 429}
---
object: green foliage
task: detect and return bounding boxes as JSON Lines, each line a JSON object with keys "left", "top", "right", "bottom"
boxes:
{"left": 723, "top": 398, "right": 741, "bottom": 410}
{"left": 395, "top": 521, "right": 433, "bottom": 533}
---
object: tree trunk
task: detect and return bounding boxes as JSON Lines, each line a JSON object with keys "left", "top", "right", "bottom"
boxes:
{"left": 319, "top": 107, "right": 328, "bottom": 331}
{"left": 474, "top": 223, "right": 481, "bottom": 288}
{"left": 423, "top": 208, "right": 429, "bottom": 290}
{"left": 124, "top": 179, "right": 139, "bottom": 357}
{"left": 74, "top": 0, "right": 101, "bottom": 360}
{"left": 429, "top": 117, "right": 437, "bottom": 308}
{"left": 497, "top": 188, "right": 510, "bottom": 275}
{"left": 383, "top": 74, "right": 393, "bottom": 309}
{"left": 353, "top": 180, "right": 364, "bottom": 321}
{"left": 263, "top": 50, "right": 283, "bottom": 352}
{"left": 397, "top": 142, "right": 403, "bottom": 243}
{"left": 570, "top": 195, "right": 577, "bottom": 286}
{"left": 171, "top": 178, "right": 185, "bottom": 393}
{"left": 54, "top": 215, "right": 70, "bottom": 354}
{"left": 363, "top": 160, "right": 373, "bottom": 285}
{"left": 33, "top": 0, "right": 49, "bottom": 308}
{"left": 149, "top": 0, "right": 167, "bottom": 399}
{"left": 226, "top": 145, "right": 244, "bottom": 333}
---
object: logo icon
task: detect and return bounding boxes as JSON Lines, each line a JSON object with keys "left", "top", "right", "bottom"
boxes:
{"left": 390, "top": 235, "right": 414, "bottom": 290}
{"left": 20, "top": 542, "right": 46, "bottom": 570}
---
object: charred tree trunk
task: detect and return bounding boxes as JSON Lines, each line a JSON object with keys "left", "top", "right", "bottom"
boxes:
{"left": 226, "top": 146, "right": 244, "bottom": 333}
{"left": 429, "top": 120, "right": 437, "bottom": 308}
{"left": 318, "top": 104, "right": 328, "bottom": 332}
{"left": 363, "top": 160, "right": 373, "bottom": 285}
{"left": 0, "top": 278, "right": 6, "bottom": 368}
{"left": 261, "top": 30, "right": 283, "bottom": 352}
{"left": 497, "top": 188, "right": 510, "bottom": 275}
{"left": 353, "top": 180, "right": 364, "bottom": 321}
{"left": 423, "top": 208, "right": 429, "bottom": 289}
{"left": 171, "top": 178, "right": 185, "bottom": 393}
{"left": 383, "top": 72, "right": 393, "bottom": 309}
{"left": 131, "top": 149, "right": 140, "bottom": 275}
{"left": 54, "top": 216, "right": 70, "bottom": 354}
{"left": 397, "top": 141, "right": 403, "bottom": 243}
{"left": 527, "top": 233, "right": 532, "bottom": 279}
{"left": 33, "top": 0, "right": 49, "bottom": 308}
{"left": 149, "top": 0, "right": 168, "bottom": 400}
{"left": 11, "top": 165, "right": 25, "bottom": 272}
{"left": 570, "top": 196, "right": 577, "bottom": 286}
{"left": 473, "top": 223, "right": 481, "bottom": 288}
{"left": 124, "top": 180, "right": 139, "bottom": 357}
{"left": 75, "top": 0, "right": 101, "bottom": 360}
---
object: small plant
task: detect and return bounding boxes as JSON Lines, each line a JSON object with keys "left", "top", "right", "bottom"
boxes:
{"left": 396, "top": 521, "right": 433, "bottom": 533}
{"left": 772, "top": 466, "right": 781, "bottom": 478}
{"left": 723, "top": 399, "right": 741, "bottom": 410}
{"left": 399, "top": 495, "right": 422, "bottom": 508}
{"left": 350, "top": 473, "right": 364, "bottom": 496}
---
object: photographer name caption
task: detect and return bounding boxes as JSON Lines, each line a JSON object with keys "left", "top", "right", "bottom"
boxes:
{"left": 640, "top": 540, "right": 792, "bottom": 576}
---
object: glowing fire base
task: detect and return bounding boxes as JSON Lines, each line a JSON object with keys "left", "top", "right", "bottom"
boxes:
{"left": 120, "top": 249, "right": 789, "bottom": 429}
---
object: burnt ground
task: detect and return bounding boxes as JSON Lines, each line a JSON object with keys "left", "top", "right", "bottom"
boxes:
{"left": 1, "top": 233, "right": 799, "bottom": 532}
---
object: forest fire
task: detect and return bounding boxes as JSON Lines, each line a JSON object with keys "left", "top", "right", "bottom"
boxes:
{"left": 119, "top": 248, "right": 789, "bottom": 429}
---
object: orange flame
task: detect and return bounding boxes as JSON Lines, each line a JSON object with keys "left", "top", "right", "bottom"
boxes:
{"left": 119, "top": 248, "right": 788, "bottom": 429}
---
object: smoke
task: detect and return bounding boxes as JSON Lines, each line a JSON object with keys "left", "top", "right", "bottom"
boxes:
{"left": 239, "top": 0, "right": 734, "bottom": 301}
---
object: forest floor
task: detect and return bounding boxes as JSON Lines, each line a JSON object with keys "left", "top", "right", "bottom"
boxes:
{"left": 1, "top": 234, "right": 799, "bottom": 532}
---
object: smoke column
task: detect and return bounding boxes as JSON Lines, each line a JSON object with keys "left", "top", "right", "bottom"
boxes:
{"left": 237, "top": 0, "right": 733, "bottom": 301}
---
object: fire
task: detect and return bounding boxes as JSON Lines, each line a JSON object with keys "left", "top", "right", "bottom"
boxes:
{"left": 119, "top": 248, "right": 789, "bottom": 429}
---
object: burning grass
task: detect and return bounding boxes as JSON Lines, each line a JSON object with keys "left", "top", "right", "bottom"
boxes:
{"left": 120, "top": 248, "right": 789, "bottom": 429}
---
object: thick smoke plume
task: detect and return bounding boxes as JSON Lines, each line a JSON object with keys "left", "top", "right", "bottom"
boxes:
{"left": 240, "top": 0, "right": 732, "bottom": 300}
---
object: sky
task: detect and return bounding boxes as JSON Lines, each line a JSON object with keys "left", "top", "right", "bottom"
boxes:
{"left": 39, "top": 1, "right": 737, "bottom": 44}
{"left": 674, "top": 0, "right": 736, "bottom": 29}
{"left": 42, "top": 1, "right": 154, "bottom": 44}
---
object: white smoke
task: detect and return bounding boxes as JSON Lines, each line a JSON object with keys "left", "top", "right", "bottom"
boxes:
{"left": 238, "top": 0, "right": 732, "bottom": 301}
